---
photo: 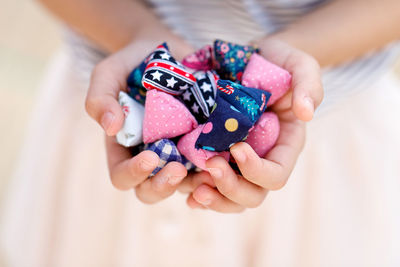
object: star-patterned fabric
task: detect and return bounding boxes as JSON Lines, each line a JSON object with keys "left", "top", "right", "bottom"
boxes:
{"left": 195, "top": 80, "right": 270, "bottom": 152}
{"left": 143, "top": 139, "right": 195, "bottom": 176}
{"left": 213, "top": 40, "right": 258, "bottom": 82}
{"left": 182, "top": 44, "right": 214, "bottom": 71}
{"left": 177, "top": 125, "right": 230, "bottom": 170}
{"left": 142, "top": 90, "right": 198, "bottom": 144}
{"left": 141, "top": 44, "right": 196, "bottom": 96}
{"left": 116, "top": 40, "right": 287, "bottom": 175}
{"left": 127, "top": 43, "right": 169, "bottom": 105}
{"left": 116, "top": 91, "right": 145, "bottom": 147}
{"left": 242, "top": 53, "right": 292, "bottom": 105}
{"left": 179, "top": 70, "right": 219, "bottom": 123}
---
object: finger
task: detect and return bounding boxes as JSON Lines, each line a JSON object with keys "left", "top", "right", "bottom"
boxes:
{"left": 106, "top": 136, "right": 159, "bottom": 190}
{"left": 135, "top": 162, "right": 187, "bottom": 204}
{"left": 178, "top": 171, "right": 216, "bottom": 194}
{"left": 258, "top": 39, "right": 323, "bottom": 121}
{"left": 192, "top": 184, "right": 245, "bottom": 213}
{"left": 283, "top": 51, "right": 324, "bottom": 121}
{"left": 230, "top": 120, "right": 305, "bottom": 190}
{"left": 206, "top": 157, "right": 268, "bottom": 208}
{"left": 186, "top": 194, "right": 207, "bottom": 209}
{"left": 85, "top": 56, "right": 131, "bottom": 136}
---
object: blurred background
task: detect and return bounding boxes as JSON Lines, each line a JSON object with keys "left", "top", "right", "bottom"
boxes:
{"left": 0, "top": 1, "right": 60, "bottom": 262}
{"left": 0, "top": 0, "right": 60, "bottom": 197}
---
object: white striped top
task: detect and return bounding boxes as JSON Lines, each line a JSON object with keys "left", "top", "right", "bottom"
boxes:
{"left": 146, "top": 0, "right": 400, "bottom": 114}
{"left": 65, "top": 0, "right": 400, "bottom": 114}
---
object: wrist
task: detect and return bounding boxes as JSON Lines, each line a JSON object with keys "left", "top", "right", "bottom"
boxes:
{"left": 256, "top": 31, "right": 323, "bottom": 67}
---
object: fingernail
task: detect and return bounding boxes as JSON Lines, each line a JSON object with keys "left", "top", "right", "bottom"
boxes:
{"left": 153, "top": 175, "right": 169, "bottom": 190}
{"left": 207, "top": 168, "right": 223, "bottom": 179}
{"left": 198, "top": 198, "right": 212, "bottom": 206}
{"left": 231, "top": 149, "right": 246, "bottom": 163}
{"left": 101, "top": 112, "right": 114, "bottom": 135}
{"left": 303, "top": 96, "right": 314, "bottom": 113}
{"left": 140, "top": 160, "right": 156, "bottom": 171}
{"left": 168, "top": 175, "right": 184, "bottom": 186}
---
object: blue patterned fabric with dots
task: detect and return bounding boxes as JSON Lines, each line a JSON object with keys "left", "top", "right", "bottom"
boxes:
{"left": 195, "top": 80, "right": 270, "bottom": 152}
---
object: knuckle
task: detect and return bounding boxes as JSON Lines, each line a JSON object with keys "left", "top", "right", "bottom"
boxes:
{"left": 246, "top": 197, "right": 264, "bottom": 209}
{"left": 152, "top": 183, "right": 166, "bottom": 193}
{"left": 92, "top": 60, "right": 109, "bottom": 76}
{"left": 110, "top": 176, "right": 129, "bottom": 191}
{"left": 246, "top": 201, "right": 259, "bottom": 209}
{"left": 246, "top": 189, "right": 268, "bottom": 208}
{"left": 220, "top": 181, "right": 238, "bottom": 196}
{"left": 134, "top": 188, "right": 157, "bottom": 205}
{"left": 84, "top": 94, "right": 102, "bottom": 118}
{"left": 269, "top": 177, "right": 288, "bottom": 191}
{"left": 307, "top": 55, "right": 320, "bottom": 69}
{"left": 233, "top": 206, "right": 246, "bottom": 213}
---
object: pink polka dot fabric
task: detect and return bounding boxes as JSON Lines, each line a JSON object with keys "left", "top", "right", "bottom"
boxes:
{"left": 143, "top": 90, "right": 198, "bottom": 144}
{"left": 242, "top": 53, "right": 292, "bottom": 105}
{"left": 246, "top": 112, "right": 280, "bottom": 158}
{"left": 181, "top": 45, "right": 213, "bottom": 71}
{"left": 178, "top": 124, "right": 230, "bottom": 170}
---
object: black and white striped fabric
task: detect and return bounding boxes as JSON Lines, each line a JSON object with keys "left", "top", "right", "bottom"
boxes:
{"left": 179, "top": 70, "right": 219, "bottom": 123}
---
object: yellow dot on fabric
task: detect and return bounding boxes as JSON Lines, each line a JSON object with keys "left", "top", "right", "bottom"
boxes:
{"left": 225, "top": 118, "right": 238, "bottom": 132}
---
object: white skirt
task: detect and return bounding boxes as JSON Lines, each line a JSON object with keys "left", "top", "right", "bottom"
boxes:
{"left": 1, "top": 47, "right": 400, "bottom": 267}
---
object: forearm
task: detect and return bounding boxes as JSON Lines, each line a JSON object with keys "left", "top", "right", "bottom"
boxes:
{"left": 37, "top": 0, "right": 192, "bottom": 55}
{"left": 262, "top": 0, "right": 400, "bottom": 67}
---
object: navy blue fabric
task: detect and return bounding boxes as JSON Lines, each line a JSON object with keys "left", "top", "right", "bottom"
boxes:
{"left": 144, "top": 139, "right": 195, "bottom": 176}
{"left": 141, "top": 44, "right": 196, "bottom": 96}
{"left": 126, "top": 43, "right": 169, "bottom": 104}
{"left": 213, "top": 40, "right": 258, "bottom": 82}
{"left": 195, "top": 80, "right": 270, "bottom": 152}
{"left": 179, "top": 70, "right": 219, "bottom": 123}
{"left": 217, "top": 80, "right": 270, "bottom": 123}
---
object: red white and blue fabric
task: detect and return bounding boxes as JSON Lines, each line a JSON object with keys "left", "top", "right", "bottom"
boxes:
{"left": 127, "top": 43, "right": 169, "bottom": 105}
{"left": 179, "top": 70, "right": 219, "bottom": 123}
{"left": 142, "top": 45, "right": 196, "bottom": 96}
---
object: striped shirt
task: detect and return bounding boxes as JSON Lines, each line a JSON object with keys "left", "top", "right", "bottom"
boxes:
{"left": 66, "top": 0, "right": 400, "bottom": 114}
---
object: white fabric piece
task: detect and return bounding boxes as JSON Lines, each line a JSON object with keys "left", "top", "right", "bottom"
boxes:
{"left": 116, "top": 91, "right": 144, "bottom": 147}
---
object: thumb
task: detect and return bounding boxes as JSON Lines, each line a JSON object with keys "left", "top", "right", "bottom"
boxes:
{"left": 289, "top": 53, "right": 324, "bottom": 121}
{"left": 85, "top": 59, "right": 127, "bottom": 136}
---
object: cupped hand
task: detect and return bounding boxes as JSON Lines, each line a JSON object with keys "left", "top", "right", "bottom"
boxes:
{"left": 178, "top": 38, "right": 324, "bottom": 213}
{"left": 85, "top": 39, "right": 195, "bottom": 203}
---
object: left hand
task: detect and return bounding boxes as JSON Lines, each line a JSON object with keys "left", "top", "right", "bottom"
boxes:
{"left": 178, "top": 38, "right": 324, "bottom": 213}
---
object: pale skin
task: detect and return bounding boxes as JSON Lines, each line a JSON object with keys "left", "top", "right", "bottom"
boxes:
{"left": 39, "top": 0, "right": 400, "bottom": 212}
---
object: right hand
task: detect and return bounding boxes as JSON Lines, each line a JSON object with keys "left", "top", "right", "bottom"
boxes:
{"left": 85, "top": 39, "right": 195, "bottom": 203}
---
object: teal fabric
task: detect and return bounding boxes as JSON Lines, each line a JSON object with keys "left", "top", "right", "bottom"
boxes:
{"left": 213, "top": 40, "right": 258, "bottom": 82}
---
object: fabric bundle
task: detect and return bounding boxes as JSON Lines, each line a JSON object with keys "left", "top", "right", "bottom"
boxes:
{"left": 116, "top": 40, "right": 292, "bottom": 175}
